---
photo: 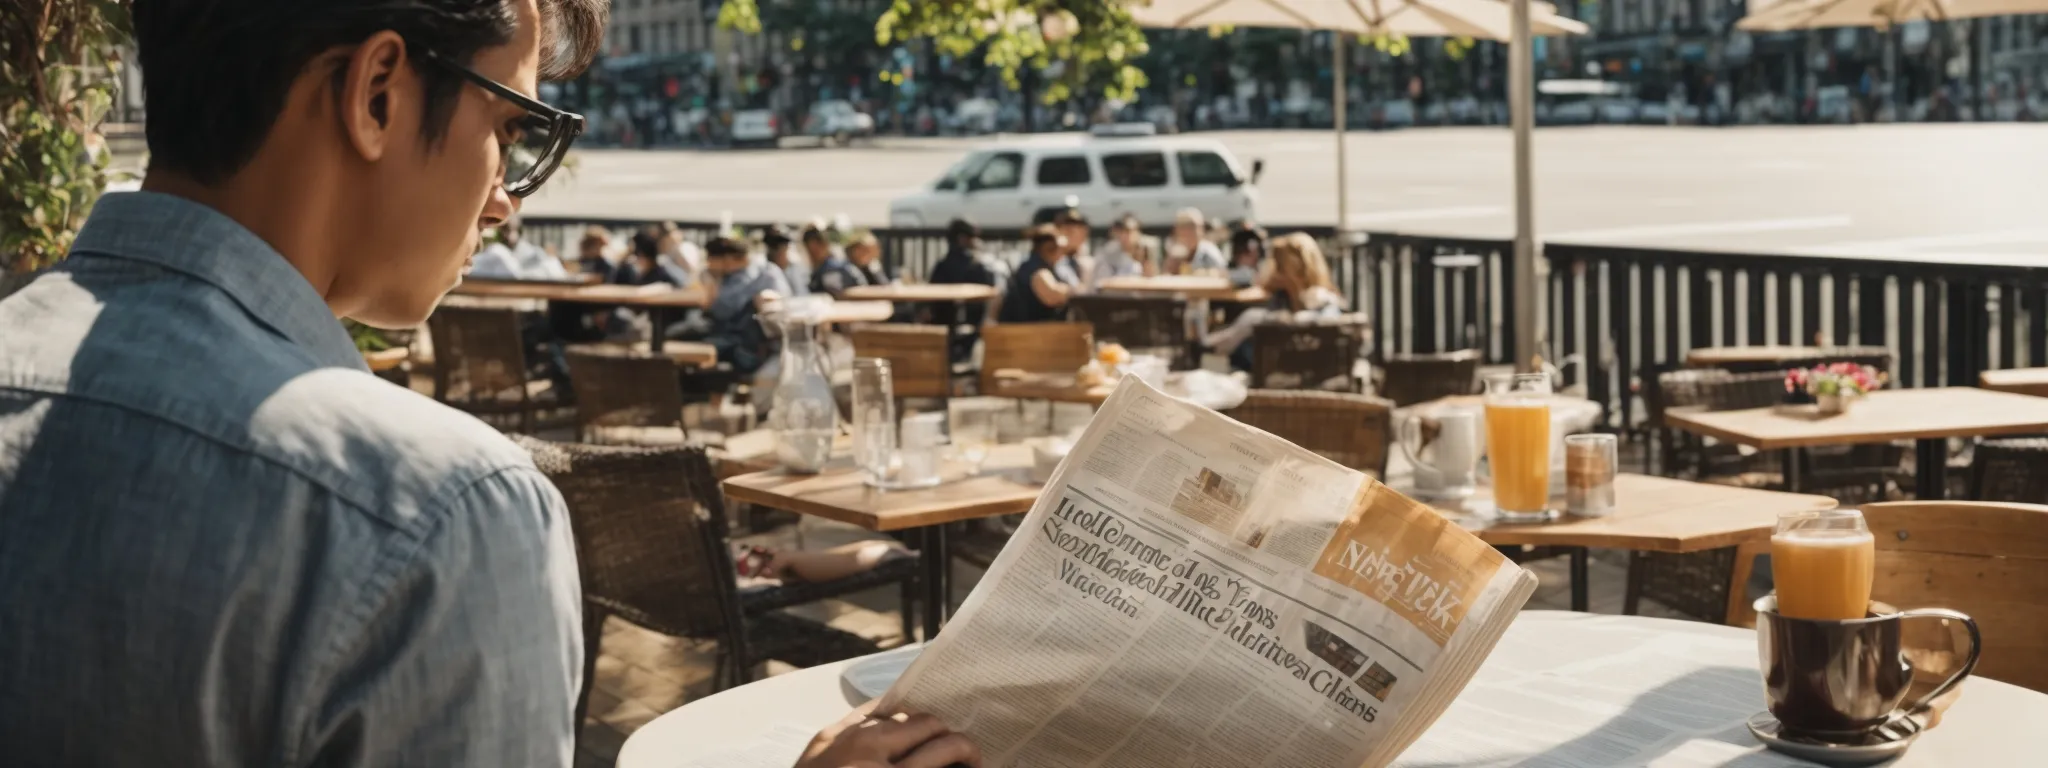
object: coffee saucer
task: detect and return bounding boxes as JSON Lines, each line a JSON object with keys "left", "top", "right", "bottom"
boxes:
{"left": 1746, "top": 711, "right": 1924, "bottom": 766}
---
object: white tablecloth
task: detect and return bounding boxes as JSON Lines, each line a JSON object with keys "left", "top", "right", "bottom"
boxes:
{"left": 617, "top": 611, "right": 2043, "bottom": 767}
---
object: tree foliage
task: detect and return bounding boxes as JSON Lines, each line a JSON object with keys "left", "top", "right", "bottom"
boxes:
{"left": 2, "top": 0, "right": 131, "bottom": 274}
{"left": 721, "top": 0, "right": 1149, "bottom": 104}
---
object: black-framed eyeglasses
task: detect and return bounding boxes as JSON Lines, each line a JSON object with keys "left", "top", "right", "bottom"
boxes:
{"left": 418, "top": 49, "right": 583, "bottom": 198}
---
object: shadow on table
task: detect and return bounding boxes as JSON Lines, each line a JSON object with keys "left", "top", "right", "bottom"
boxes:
{"left": 1402, "top": 666, "right": 1783, "bottom": 768}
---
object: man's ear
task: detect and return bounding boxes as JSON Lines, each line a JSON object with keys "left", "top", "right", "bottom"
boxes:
{"left": 338, "top": 31, "right": 412, "bottom": 163}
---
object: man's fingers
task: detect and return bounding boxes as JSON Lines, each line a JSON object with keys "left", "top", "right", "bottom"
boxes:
{"left": 852, "top": 711, "right": 953, "bottom": 758}
{"left": 895, "top": 733, "right": 983, "bottom": 768}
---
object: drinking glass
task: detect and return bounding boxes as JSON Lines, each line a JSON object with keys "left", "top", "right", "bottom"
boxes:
{"left": 1484, "top": 373, "right": 1555, "bottom": 523}
{"left": 1772, "top": 509, "right": 1875, "bottom": 621}
{"left": 1564, "top": 433, "right": 1617, "bottom": 517}
{"left": 950, "top": 404, "right": 998, "bottom": 474}
{"left": 851, "top": 359, "right": 895, "bottom": 482}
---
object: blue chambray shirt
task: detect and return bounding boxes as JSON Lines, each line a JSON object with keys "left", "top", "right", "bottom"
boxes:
{"left": 0, "top": 192, "right": 583, "bottom": 766}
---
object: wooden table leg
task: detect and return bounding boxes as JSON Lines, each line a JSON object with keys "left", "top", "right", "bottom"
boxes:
{"left": 1570, "top": 546, "right": 1590, "bottom": 612}
{"left": 919, "top": 524, "right": 951, "bottom": 640}
{"left": 649, "top": 307, "right": 672, "bottom": 354}
{"left": 1915, "top": 438, "right": 1948, "bottom": 500}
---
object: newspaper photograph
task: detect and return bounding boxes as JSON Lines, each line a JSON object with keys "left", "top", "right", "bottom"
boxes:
{"left": 876, "top": 377, "right": 1541, "bottom": 767}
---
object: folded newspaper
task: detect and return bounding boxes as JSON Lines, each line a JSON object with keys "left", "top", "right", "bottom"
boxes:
{"left": 876, "top": 378, "right": 1539, "bottom": 767}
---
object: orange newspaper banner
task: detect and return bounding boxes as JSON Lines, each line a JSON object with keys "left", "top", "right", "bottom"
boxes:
{"left": 1311, "top": 480, "right": 1507, "bottom": 647}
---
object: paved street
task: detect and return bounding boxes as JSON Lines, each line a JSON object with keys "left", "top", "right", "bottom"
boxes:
{"left": 523, "top": 125, "right": 2048, "bottom": 263}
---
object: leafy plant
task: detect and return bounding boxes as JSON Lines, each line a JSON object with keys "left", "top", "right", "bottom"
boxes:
{"left": 720, "top": 0, "right": 1150, "bottom": 105}
{"left": 344, "top": 318, "right": 392, "bottom": 353}
{"left": 2, "top": 0, "right": 132, "bottom": 275}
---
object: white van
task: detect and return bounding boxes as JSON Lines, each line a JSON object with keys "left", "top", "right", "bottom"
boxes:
{"left": 887, "top": 128, "right": 1262, "bottom": 229}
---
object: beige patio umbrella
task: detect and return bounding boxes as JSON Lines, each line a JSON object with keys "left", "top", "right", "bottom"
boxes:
{"left": 1738, "top": 0, "right": 2048, "bottom": 31}
{"left": 1130, "top": 0, "right": 1589, "bottom": 369}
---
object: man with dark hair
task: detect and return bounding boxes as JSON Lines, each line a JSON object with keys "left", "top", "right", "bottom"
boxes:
{"left": 701, "top": 235, "right": 791, "bottom": 377}
{"left": 998, "top": 224, "right": 1078, "bottom": 323}
{"left": 928, "top": 217, "right": 998, "bottom": 360}
{"left": 0, "top": 3, "right": 977, "bottom": 767}
{"left": 762, "top": 223, "right": 808, "bottom": 296}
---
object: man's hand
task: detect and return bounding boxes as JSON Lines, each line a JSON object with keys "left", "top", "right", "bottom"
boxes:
{"left": 794, "top": 701, "right": 981, "bottom": 768}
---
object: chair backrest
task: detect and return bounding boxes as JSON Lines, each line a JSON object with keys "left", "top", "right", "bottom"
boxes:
{"left": 981, "top": 322, "right": 1093, "bottom": 395}
{"left": 1224, "top": 390, "right": 1395, "bottom": 478}
{"left": 1692, "top": 370, "right": 1785, "bottom": 411}
{"left": 425, "top": 306, "right": 530, "bottom": 404}
{"left": 1067, "top": 295, "right": 1191, "bottom": 368}
{"left": 563, "top": 345, "right": 684, "bottom": 442}
{"left": 1970, "top": 438, "right": 2048, "bottom": 504}
{"left": 850, "top": 324, "right": 951, "bottom": 399}
{"left": 1376, "top": 349, "right": 1481, "bottom": 407}
{"left": 1252, "top": 323, "right": 1363, "bottom": 392}
{"left": 516, "top": 437, "right": 743, "bottom": 643}
{"left": 1859, "top": 501, "right": 2048, "bottom": 693}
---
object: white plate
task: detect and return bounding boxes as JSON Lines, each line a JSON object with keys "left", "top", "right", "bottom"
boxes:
{"left": 840, "top": 644, "right": 923, "bottom": 701}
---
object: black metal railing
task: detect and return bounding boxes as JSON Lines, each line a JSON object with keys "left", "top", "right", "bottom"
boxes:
{"left": 523, "top": 214, "right": 2048, "bottom": 434}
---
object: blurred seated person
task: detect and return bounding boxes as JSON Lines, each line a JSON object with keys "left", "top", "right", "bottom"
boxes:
{"left": 548, "top": 229, "right": 617, "bottom": 344}
{"left": 1055, "top": 207, "right": 1091, "bottom": 286}
{"left": 467, "top": 215, "right": 565, "bottom": 280}
{"left": 1226, "top": 221, "right": 1268, "bottom": 289}
{"left": 998, "top": 225, "right": 1077, "bottom": 323}
{"left": 656, "top": 222, "right": 704, "bottom": 282}
{"left": 762, "top": 224, "right": 808, "bottom": 296}
{"left": 796, "top": 223, "right": 839, "bottom": 293}
{"left": 1088, "top": 214, "right": 1152, "bottom": 290}
{"left": 1164, "top": 207, "right": 1226, "bottom": 276}
{"left": 929, "top": 218, "right": 999, "bottom": 361}
{"left": 1205, "top": 232, "right": 1345, "bottom": 370}
{"left": 812, "top": 230, "right": 888, "bottom": 298}
{"left": 697, "top": 236, "right": 789, "bottom": 377}
{"left": 614, "top": 227, "right": 691, "bottom": 287}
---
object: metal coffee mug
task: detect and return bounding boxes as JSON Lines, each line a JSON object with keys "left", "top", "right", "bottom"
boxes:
{"left": 1753, "top": 596, "right": 1982, "bottom": 739}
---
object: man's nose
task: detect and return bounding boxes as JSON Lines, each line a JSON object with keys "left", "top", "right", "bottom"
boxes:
{"left": 479, "top": 182, "right": 516, "bottom": 230}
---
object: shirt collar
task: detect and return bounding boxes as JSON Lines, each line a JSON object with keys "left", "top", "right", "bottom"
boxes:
{"left": 69, "top": 192, "right": 369, "bottom": 372}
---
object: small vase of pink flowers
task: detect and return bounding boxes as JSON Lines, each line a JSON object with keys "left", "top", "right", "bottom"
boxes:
{"left": 1785, "top": 363, "right": 1884, "bottom": 415}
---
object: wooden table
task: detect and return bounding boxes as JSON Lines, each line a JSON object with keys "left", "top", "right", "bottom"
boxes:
{"left": 617, "top": 611, "right": 2048, "bottom": 768}
{"left": 1979, "top": 367, "right": 2048, "bottom": 398}
{"left": 842, "top": 283, "right": 996, "bottom": 353}
{"left": 450, "top": 278, "right": 710, "bottom": 352}
{"left": 988, "top": 369, "right": 1251, "bottom": 411}
{"left": 1684, "top": 345, "right": 1820, "bottom": 368}
{"left": 1096, "top": 275, "right": 1268, "bottom": 303}
{"left": 723, "top": 444, "right": 1042, "bottom": 638}
{"left": 1418, "top": 473, "right": 1836, "bottom": 617}
{"left": 1663, "top": 387, "right": 2048, "bottom": 499}
{"left": 842, "top": 283, "right": 997, "bottom": 304}
{"left": 564, "top": 340, "right": 719, "bottom": 369}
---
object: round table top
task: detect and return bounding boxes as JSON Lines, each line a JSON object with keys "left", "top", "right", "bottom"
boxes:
{"left": 616, "top": 611, "right": 2046, "bottom": 767}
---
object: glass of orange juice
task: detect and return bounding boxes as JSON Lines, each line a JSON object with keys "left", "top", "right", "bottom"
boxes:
{"left": 1485, "top": 373, "right": 1556, "bottom": 523}
{"left": 1771, "top": 509, "right": 1875, "bottom": 620}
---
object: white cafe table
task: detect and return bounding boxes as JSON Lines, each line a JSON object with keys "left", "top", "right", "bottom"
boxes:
{"left": 617, "top": 612, "right": 2045, "bottom": 767}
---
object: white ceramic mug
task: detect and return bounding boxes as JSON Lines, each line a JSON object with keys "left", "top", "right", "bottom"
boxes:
{"left": 1397, "top": 409, "right": 1482, "bottom": 500}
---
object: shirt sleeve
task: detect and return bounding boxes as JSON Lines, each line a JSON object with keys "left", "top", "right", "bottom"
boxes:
{"left": 1192, "top": 243, "right": 1227, "bottom": 271}
{"left": 467, "top": 246, "right": 519, "bottom": 279}
{"left": 295, "top": 468, "right": 583, "bottom": 768}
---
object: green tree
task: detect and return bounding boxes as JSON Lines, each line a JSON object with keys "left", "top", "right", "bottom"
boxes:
{"left": 722, "top": 0, "right": 1149, "bottom": 104}
{"left": 2, "top": 0, "right": 131, "bottom": 276}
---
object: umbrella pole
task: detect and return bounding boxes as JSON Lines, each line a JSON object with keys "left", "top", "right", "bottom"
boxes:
{"left": 1510, "top": 0, "right": 1541, "bottom": 370}
{"left": 1334, "top": 32, "right": 1348, "bottom": 233}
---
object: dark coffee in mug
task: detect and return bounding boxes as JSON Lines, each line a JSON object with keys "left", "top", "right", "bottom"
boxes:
{"left": 1754, "top": 596, "right": 1981, "bottom": 739}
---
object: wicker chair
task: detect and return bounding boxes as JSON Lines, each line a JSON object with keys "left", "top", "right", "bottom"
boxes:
{"left": 1067, "top": 294, "right": 1194, "bottom": 369}
{"left": 562, "top": 344, "right": 696, "bottom": 445}
{"left": 1223, "top": 390, "right": 1395, "bottom": 478}
{"left": 1970, "top": 437, "right": 2048, "bottom": 503}
{"left": 850, "top": 323, "right": 955, "bottom": 400}
{"left": 979, "top": 322, "right": 1094, "bottom": 396}
{"left": 1375, "top": 349, "right": 1481, "bottom": 407}
{"left": 426, "top": 305, "right": 562, "bottom": 433}
{"left": 1706, "top": 345, "right": 1895, "bottom": 375}
{"left": 1251, "top": 322, "right": 1365, "bottom": 392}
{"left": 515, "top": 438, "right": 919, "bottom": 724}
